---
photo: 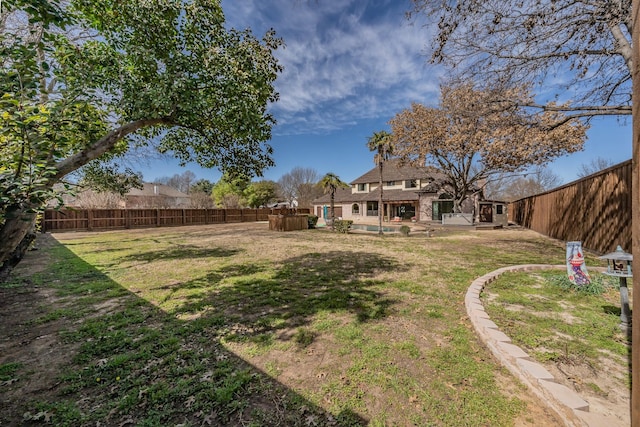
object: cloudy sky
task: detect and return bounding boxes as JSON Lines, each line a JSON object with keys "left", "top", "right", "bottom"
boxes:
{"left": 138, "top": 0, "right": 632, "bottom": 186}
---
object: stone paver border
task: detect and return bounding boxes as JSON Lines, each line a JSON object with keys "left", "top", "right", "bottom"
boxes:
{"left": 466, "top": 264, "right": 617, "bottom": 427}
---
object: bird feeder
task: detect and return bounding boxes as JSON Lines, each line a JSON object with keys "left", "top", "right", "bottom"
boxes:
{"left": 599, "top": 245, "right": 633, "bottom": 331}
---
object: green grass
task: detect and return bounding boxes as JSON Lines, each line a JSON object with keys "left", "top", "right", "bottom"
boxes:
{"left": 483, "top": 270, "right": 628, "bottom": 364}
{"left": 2, "top": 224, "right": 602, "bottom": 426}
{"left": 0, "top": 362, "right": 22, "bottom": 381}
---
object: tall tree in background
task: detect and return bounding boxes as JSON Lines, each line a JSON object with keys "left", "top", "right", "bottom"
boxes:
{"left": 190, "top": 179, "right": 215, "bottom": 195}
{"left": 485, "top": 167, "right": 563, "bottom": 202}
{"left": 158, "top": 171, "right": 196, "bottom": 194}
{"left": 409, "top": 0, "right": 632, "bottom": 120}
{"left": 389, "top": 84, "right": 586, "bottom": 212}
{"left": 212, "top": 173, "right": 250, "bottom": 209}
{"left": 0, "top": 0, "right": 282, "bottom": 276}
{"left": 319, "top": 173, "right": 348, "bottom": 230}
{"left": 278, "top": 167, "right": 321, "bottom": 209}
{"left": 367, "top": 130, "right": 393, "bottom": 234}
{"left": 577, "top": 157, "right": 616, "bottom": 178}
{"left": 245, "top": 180, "right": 278, "bottom": 208}
{"left": 189, "top": 179, "right": 215, "bottom": 209}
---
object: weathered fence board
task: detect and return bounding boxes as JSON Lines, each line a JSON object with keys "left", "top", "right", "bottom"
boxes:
{"left": 510, "top": 160, "right": 631, "bottom": 254}
{"left": 42, "top": 208, "right": 310, "bottom": 232}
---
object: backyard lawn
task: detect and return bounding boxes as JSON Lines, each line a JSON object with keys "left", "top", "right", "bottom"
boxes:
{"left": 0, "top": 222, "right": 628, "bottom": 426}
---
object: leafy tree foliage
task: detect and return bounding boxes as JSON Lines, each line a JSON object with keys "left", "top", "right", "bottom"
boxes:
{"left": 389, "top": 84, "right": 586, "bottom": 211}
{"left": 78, "top": 163, "right": 143, "bottom": 196}
{"left": 212, "top": 173, "right": 250, "bottom": 209}
{"left": 245, "top": 180, "right": 278, "bottom": 208}
{"left": 190, "top": 179, "right": 215, "bottom": 195}
{"left": 366, "top": 130, "right": 393, "bottom": 234}
{"left": 185, "top": 178, "right": 214, "bottom": 208}
{"left": 0, "top": 0, "right": 282, "bottom": 272}
{"left": 409, "top": 0, "right": 632, "bottom": 119}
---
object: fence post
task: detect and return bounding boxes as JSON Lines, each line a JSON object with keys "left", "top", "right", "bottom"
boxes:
{"left": 156, "top": 209, "right": 161, "bottom": 227}
{"left": 87, "top": 210, "right": 93, "bottom": 231}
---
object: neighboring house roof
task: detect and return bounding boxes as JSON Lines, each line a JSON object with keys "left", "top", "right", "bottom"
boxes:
{"left": 127, "top": 183, "right": 190, "bottom": 198}
{"left": 350, "top": 158, "right": 446, "bottom": 184}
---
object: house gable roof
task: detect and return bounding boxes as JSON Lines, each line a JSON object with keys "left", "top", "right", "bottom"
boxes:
{"left": 312, "top": 159, "right": 483, "bottom": 205}
{"left": 350, "top": 158, "right": 446, "bottom": 184}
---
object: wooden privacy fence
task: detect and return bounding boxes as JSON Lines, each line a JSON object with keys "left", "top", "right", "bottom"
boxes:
{"left": 509, "top": 160, "right": 631, "bottom": 254}
{"left": 267, "top": 214, "right": 309, "bottom": 231}
{"left": 42, "top": 208, "right": 311, "bottom": 232}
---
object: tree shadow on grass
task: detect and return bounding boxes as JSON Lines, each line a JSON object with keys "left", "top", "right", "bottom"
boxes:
{"left": 602, "top": 305, "right": 621, "bottom": 317}
{"left": 0, "top": 237, "right": 367, "bottom": 426}
{"left": 119, "top": 245, "right": 242, "bottom": 263}
{"left": 172, "top": 250, "right": 404, "bottom": 339}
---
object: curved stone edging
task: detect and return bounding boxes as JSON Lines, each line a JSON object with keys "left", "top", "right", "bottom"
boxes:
{"left": 465, "top": 264, "right": 615, "bottom": 427}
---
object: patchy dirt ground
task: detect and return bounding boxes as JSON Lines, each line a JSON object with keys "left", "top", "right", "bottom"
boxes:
{"left": 0, "top": 236, "right": 80, "bottom": 424}
{"left": 0, "top": 224, "right": 626, "bottom": 426}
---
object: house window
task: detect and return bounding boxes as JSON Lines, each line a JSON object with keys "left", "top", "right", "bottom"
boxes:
{"left": 352, "top": 204, "right": 360, "bottom": 215}
{"left": 366, "top": 201, "right": 378, "bottom": 216}
{"left": 386, "top": 181, "right": 396, "bottom": 186}
{"left": 496, "top": 205, "right": 504, "bottom": 215}
{"left": 357, "top": 183, "right": 366, "bottom": 191}
{"left": 405, "top": 179, "right": 417, "bottom": 188}
{"left": 432, "top": 200, "right": 454, "bottom": 221}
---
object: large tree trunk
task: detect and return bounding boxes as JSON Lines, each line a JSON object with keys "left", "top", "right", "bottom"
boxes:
{"left": 0, "top": 206, "right": 39, "bottom": 282}
{"left": 0, "top": 118, "right": 168, "bottom": 278}
{"left": 330, "top": 192, "right": 335, "bottom": 231}
{"left": 453, "top": 196, "right": 464, "bottom": 213}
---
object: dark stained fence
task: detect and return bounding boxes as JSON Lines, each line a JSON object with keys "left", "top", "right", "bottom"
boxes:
{"left": 42, "top": 208, "right": 310, "bottom": 232}
{"left": 268, "top": 214, "right": 309, "bottom": 231}
{"left": 509, "top": 160, "right": 631, "bottom": 254}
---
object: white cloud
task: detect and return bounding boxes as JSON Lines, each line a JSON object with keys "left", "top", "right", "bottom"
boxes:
{"left": 221, "top": 0, "right": 442, "bottom": 135}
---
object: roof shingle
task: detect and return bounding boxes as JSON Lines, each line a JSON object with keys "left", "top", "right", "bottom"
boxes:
{"left": 350, "top": 158, "right": 445, "bottom": 184}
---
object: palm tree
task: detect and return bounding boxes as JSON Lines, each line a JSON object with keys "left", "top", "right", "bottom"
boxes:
{"left": 319, "top": 172, "right": 348, "bottom": 230}
{"left": 367, "top": 130, "right": 394, "bottom": 234}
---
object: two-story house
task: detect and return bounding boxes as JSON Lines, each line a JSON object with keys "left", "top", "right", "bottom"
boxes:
{"left": 312, "top": 159, "right": 482, "bottom": 224}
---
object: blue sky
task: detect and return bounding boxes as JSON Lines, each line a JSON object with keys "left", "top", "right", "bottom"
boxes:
{"left": 136, "top": 0, "right": 632, "bottom": 186}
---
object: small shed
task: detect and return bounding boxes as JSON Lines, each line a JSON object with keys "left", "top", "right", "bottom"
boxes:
{"left": 477, "top": 200, "right": 508, "bottom": 227}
